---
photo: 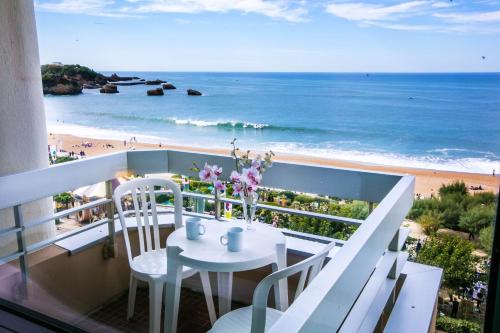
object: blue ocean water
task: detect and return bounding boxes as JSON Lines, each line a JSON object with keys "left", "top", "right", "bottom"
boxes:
{"left": 44, "top": 72, "right": 500, "bottom": 173}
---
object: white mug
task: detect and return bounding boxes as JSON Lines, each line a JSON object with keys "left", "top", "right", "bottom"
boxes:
{"left": 185, "top": 217, "right": 206, "bottom": 240}
{"left": 220, "top": 227, "right": 243, "bottom": 252}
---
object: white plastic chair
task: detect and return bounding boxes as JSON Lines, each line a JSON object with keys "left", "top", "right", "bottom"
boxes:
{"left": 114, "top": 178, "right": 216, "bottom": 333}
{"left": 207, "top": 241, "right": 336, "bottom": 333}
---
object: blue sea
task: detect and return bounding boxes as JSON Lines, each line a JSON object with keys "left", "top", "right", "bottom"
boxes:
{"left": 44, "top": 72, "right": 500, "bottom": 174}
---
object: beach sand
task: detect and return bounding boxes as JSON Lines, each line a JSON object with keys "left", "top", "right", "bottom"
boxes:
{"left": 48, "top": 133, "right": 499, "bottom": 198}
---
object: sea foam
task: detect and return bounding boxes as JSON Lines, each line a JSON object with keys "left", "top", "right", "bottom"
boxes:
{"left": 47, "top": 122, "right": 499, "bottom": 174}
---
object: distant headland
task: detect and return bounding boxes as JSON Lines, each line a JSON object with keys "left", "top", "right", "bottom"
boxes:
{"left": 40, "top": 63, "right": 198, "bottom": 96}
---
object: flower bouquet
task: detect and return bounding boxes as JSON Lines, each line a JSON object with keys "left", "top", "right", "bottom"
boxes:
{"left": 196, "top": 163, "right": 226, "bottom": 216}
{"left": 229, "top": 139, "right": 274, "bottom": 229}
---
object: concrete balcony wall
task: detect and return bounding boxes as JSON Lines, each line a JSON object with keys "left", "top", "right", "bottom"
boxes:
{"left": 0, "top": 225, "right": 314, "bottom": 327}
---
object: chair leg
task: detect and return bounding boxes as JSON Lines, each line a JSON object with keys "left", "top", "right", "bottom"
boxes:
{"left": 149, "top": 279, "right": 164, "bottom": 333}
{"left": 200, "top": 271, "right": 217, "bottom": 325}
{"left": 127, "top": 274, "right": 138, "bottom": 320}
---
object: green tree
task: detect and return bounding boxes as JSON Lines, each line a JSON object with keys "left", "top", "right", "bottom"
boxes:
{"left": 417, "top": 211, "right": 441, "bottom": 235}
{"left": 438, "top": 194, "right": 467, "bottom": 229}
{"left": 416, "top": 234, "right": 478, "bottom": 294}
{"left": 479, "top": 225, "right": 494, "bottom": 253}
{"left": 458, "top": 206, "right": 495, "bottom": 237}
{"left": 53, "top": 192, "right": 74, "bottom": 210}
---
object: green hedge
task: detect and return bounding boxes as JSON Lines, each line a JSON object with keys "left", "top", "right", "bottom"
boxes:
{"left": 436, "top": 316, "right": 481, "bottom": 333}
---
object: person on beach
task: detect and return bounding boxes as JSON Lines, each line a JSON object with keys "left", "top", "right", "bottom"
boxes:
{"left": 451, "top": 297, "right": 459, "bottom": 318}
{"left": 416, "top": 239, "right": 422, "bottom": 253}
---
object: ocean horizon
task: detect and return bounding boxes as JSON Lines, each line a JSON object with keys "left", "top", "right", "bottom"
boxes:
{"left": 44, "top": 72, "right": 500, "bottom": 174}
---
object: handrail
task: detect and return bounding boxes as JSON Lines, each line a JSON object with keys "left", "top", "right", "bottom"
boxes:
{"left": 0, "top": 149, "right": 402, "bottom": 260}
{"left": 157, "top": 189, "right": 364, "bottom": 226}
{"left": 0, "top": 149, "right": 414, "bottom": 331}
{"left": 24, "top": 198, "right": 112, "bottom": 230}
{"left": 269, "top": 174, "right": 415, "bottom": 332}
{"left": 26, "top": 218, "right": 112, "bottom": 254}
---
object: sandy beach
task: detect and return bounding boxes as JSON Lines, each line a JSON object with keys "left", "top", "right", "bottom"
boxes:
{"left": 48, "top": 133, "right": 499, "bottom": 198}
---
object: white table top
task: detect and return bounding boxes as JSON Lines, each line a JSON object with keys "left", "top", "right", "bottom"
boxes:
{"left": 166, "top": 219, "right": 286, "bottom": 272}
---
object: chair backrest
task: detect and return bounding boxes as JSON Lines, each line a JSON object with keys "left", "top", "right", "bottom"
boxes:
{"left": 250, "top": 241, "right": 336, "bottom": 333}
{"left": 114, "top": 178, "right": 183, "bottom": 264}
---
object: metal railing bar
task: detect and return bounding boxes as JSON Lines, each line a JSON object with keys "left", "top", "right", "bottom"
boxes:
{"left": 158, "top": 190, "right": 364, "bottom": 226}
{"left": 0, "top": 226, "right": 22, "bottom": 238}
{"left": 105, "top": 180, "right": 115, "bottom": 251}
{"left": 253, "top": 203, "right": 363, "bottom": 226}
{"left": 23, "top": 198, "right": 111, "bottom": 230}
{"left": 281, "top": 228, "right": 341, "bottom": 245}
{"left": 13, "top": 205, "right": 29, "bottom": 293}
{"left": 0, "top": 251, "right": 24, "bottom": 265}
{"left": 26, "top": 218, "right": 111, "bottom": 254}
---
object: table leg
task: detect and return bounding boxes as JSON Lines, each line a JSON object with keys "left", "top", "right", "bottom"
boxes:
{"left": 273, "top": 242, "right": 289, "bottom": 311}
{"left": 217, "top": 272, "right": 233, "bottom": 316}
{"left": 164, "top": 246, "right": 183, "bottom": 333}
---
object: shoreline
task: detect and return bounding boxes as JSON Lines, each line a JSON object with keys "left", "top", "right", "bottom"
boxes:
{"left": 48, "top": 133, "right": 500, "bottom": 198}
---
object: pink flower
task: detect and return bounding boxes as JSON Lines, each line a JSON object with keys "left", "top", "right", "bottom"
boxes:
{"left": 199, "top": 167, "right": 213, "bottom": 182}
{"left": 242, "top": 167, "right": 261, "bottom": 186}
{"left": 232, "top": 182, "right": 243, "bottom": 196}
{"left": 212, "top": 165, "right": 222, "bottom": 177}
{"left": 230, "top": 170, "right": 241, "bottom": 182}
{"left": 245, "top": 184, "right": 256, "bottom": 194}
{"left": 251, "top": 156, "right": 262, "bottom": 170}
{"left": 199, "top": 163, "right": 222, "bottom": 182}
{"left": 214, "top": 180, "right": 226, "bottom": 191}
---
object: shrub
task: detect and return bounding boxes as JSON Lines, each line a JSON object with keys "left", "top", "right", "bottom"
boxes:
{"left": 417, "top": 211, "right": 441, "bottom": 235}
{"left": 459, "top": 206, "right": 495, "bottom": 237}
{"left": 466, "top": 192, "right": 496, "bottom": 208}
{"left": 54, "top": 156, "right": 77, "bottom": 164}
{"left": 294, "top": 194, "right": 316, "bottom": 204}
{"left": 346, "top": 201, "right": 369, "bottom": 220}
{"left": 408, "top": 198, "right": 438, "bottom": 220}
{"left": 436, "top": 316, "right": 480, "bottom": 333}
{"left": 417, "top": 234, "right": 478, "bottom": 293}
{"left": 439, "top": 181, "right": 468, "bottom": 197}
{"left": 479, "top": 225, "right": 494, "bottom": 253}
{"left": 53, "top": 192, "right": 73, "bottom": 209}
{"left": 438, "top": 194, "right": 467, "bottom": 229}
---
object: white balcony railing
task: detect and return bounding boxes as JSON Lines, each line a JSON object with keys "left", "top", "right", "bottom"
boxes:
{"left": 0, "top": 149, "right": 418, "bottom": 332}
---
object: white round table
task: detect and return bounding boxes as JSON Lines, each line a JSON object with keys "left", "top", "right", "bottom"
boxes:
{"left": 164, "top": 219, "right": 288, "bottom": 332}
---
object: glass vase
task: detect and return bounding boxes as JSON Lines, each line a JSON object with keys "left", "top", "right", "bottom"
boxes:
{"left": 242, "top": 192, "right": 258, "bottom": 230}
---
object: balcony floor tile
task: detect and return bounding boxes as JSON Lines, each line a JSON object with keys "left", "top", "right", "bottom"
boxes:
{"left": 83, "top": 287, "right": 245, "bottom": 333}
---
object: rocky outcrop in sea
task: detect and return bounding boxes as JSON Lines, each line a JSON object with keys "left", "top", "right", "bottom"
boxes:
{"left": 147, "top": 88, "right": 164, "bottom": 96}
{"left": 41, "top": 64, "right": 142, "bottom": 95}
{"left": 145, "top": 79, "right": 167, "bottom": 85}
{"left": 187, "top": 89, "right": 202, "bottom": 96}
{"left": 100, "top": 84, "right": 119, "bottom": 94}
{"left": 162, "top": 83, "right": 176, "bottom": 90}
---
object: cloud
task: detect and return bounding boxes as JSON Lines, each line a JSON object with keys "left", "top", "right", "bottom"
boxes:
{"left": 175, "top": 18, "right": 192, "bottom": 24}
{"left": 431, "top": 2, "right": 453, "bottom": 8}
{"left": 325, "top": 1, "right": 429, "bottom": 21}
{"left": 35, "top": 0, "right": 135, "bottom": 17}
{"left": 325, "top": 1, "right": 500, "bottom": 33}
{"left": 121, "top": 0, "right": 308, "bottom": 22}
{"left": 435, "top": 10, "right": 500, "bottom": 23}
